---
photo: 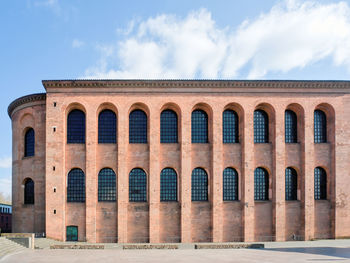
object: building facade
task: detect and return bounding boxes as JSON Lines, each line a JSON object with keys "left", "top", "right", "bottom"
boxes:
{"left": 0, "top": 203, "right": 12, "bottom": 233}
{"left": 8, "top": 80, "right": 350, "bottom": 243}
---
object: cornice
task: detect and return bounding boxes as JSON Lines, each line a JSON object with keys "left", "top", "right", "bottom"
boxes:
{"left": 42, "top": 79, "right": 350, "bottom": 90}
{"left": 8, "top": 93, "right": 46, "bottom": 118}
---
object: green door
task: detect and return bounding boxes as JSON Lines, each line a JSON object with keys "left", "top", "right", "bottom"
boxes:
{"left": 66, "top": 226, "right": 78, "bottom": 241}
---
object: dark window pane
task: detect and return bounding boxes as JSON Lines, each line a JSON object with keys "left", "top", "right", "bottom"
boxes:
{"left": 191, "top": 168, "right": 208, "bottom": 201}
{"left": 129, "top": 110, "right": 147, "bottom": 143}
{"left": 223, "top": 168, "right": 238, "bottom": 201}
{"left": 160, "top": 110, "right": 178, "bottom": 143}
{"left": 191, "top": 110, "right": 208, "bottom": 143}
{"left": 98, "top": 110, "right": 117, "bottom": 143}
{"left": 67, "top": 168, "right": 85, "bottom": 202}
{"left": 98, "top": 168, "right": 116, "bottom": 202}
{"left": 254, "top": 168, "right": 268, "bottom": 201}
{"left": 314, "top": 110, "right": 327, "bottom": 143}
{"left": 129, "top": 168, "right": 147, "bottom": 202}
{"left": 285, "top": 110, "right": 297, "bottom": 143}
{"left": 314, "top": 167, "right": 327, "bottom": 200}
{"left": 223, "top": 110, "right": 239, "bottom": 143}
{"left": 67, "top": 110, "right": 85, "bottom": 144}
{"left": 285, "top": 167, "right": 297, "bottom": 200}
{"left": 24, "top": 178, "right": 34, "bottom": 204}
{"left": 254, "top": 110, "right": 268, "bottom": 143}
{"left": 160, "top": 168, "right": 177, "bottom": 201}
{"left": 24, "top": 128, "right": 35, "bottom": 157}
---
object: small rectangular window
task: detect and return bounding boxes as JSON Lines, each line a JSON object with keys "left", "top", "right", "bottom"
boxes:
{"left": 54, "top": 209, "right": 56, "bottom": 214}
{"left": 54, "top": 102, "right": 57, "bottom": 107}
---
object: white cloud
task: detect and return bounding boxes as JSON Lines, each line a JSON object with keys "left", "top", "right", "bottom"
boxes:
{"left": 72, "top": 39, "right": 85, "bottom": 48}
{"left": 0, "top": 177, "right": 11, "bottom": 201}
{"left": 0, "top": 157, "right": 11, "bottom": 169}
{"left": 84, "top": 0, "right": 350, "bottom": 79}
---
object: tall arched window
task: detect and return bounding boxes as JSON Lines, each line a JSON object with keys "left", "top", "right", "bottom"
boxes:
{"left": 314, "top": 110, "right": 327, "bottom": 143}
{"left": 285, "top": 167, "right": 297, "bottom": 200}
{"left": 98, "top": 168, "right": 116, "bottom": 202}
{"left": 129, "top": 110, "right": 147, "bottom": 143}
{"left": 98, "top": 110, "right": 116, "bottom": 143}
{"left": 67, "top": 109, "right": 85, "bottom": 144}
{"left": 254, "top": 110, "right": 268, "bottom": 143}
{"left": 160, "top": 168, "right": 177, "bottom": 201}
{"left": 67, "top": 168, "right": 85, "bottom": 202}
{"left": 314, "top": 167, "right": 327, "bottom": 200}
{"left": 223, "top": 110, "right": 239, "bottom": 143}
{"left": 24, "top": 128, "right": 35, "bottom": 157}
{"left": 223, "top": 167, "right": 238, "bottom": 201}
{"left": 254, "top": 167, "right": 269, "bottom": 201}
{"left": 24, "top": 178, "right": 34, "bottom": 204}
{"left": 160, "top": 110, "right": 178, "bottom": 143}
{"left": 285, "top": 110, "right": 297, "bottom": 143}
{"left": 191, "top": 110, "right": 208, "bottom": 143}
{"left": 191, "top": 168, "right": 208, "bottom": 201}
{"left": 129, "top": 168, "right": 147, "bottom": 202}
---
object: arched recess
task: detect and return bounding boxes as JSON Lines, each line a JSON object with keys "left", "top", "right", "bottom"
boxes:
{"left": 223, "top": 103, "right": 244, "bottom": 143}
{"left": 97, "top": 103, "right": 118, "bottom": 144}
{"left": 285, "top": 103, "right": 305, "bottom": 144}
{"left": 23, "top": 178, "right": 34, "bottom": 204}
{"left": 128, "top": 103, "right": 150, "bottom": 144}
{"left": 254, "top": 103, "right": 275, "bottom": 144}
{"left": 314, "top": 103, "right": 335, "bottom": 144}
{"left": 191, "top": 103, "right": 213, "bottom": 144}
{"left": 66, "top": 103, "right": 86, "bottom": 144}
{"left": 24, "top": 127, "right": 35, "bottom": 157}
{"left": 160, "top": 103, "right": 181, "bottom": 143}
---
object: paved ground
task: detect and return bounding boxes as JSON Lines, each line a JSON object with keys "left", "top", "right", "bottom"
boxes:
{"left": 2, "top": 240, "right": 350, "bottom": 263}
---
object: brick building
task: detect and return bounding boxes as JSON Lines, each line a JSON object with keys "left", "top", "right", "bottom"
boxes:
{"left": 0, "top": 203, "right": 12, "bottom": 233}
{"left": 7, "top": 80, "right": 350, "bottom": 243}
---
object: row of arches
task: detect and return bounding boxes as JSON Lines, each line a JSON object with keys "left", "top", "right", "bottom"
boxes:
{"left": 65, "top": 108, "right": 330, "bottom": 144}
{"left": 22, "top": 107, "right": 331, "bottom": 157}
{"left": 23, "top": 167, "right": 328, "bottom": 204}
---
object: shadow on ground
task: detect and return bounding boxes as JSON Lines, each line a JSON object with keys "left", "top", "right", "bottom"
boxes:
{"left": 264, "top": 247, "right": 350, "bottom": 259}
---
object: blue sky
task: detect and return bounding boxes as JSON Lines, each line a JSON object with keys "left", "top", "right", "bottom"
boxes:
{"left": 1, "top": 0, "right": 350, "bottom": 199}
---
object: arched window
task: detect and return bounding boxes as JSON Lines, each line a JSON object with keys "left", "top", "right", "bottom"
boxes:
{"left": 191, "top": 110, "right": 208, "bottom": 143}
{"left": 129, "top": 110, "right": 147, "bottom": 143}
{"left": 98, "top": 168, "right": 116, "bottom": 202}
{"left": 254, "top": 110, "right": 268, "bottom": 143}
{"left": 223, "top": 110, "right": 239, "bottom": 143}
{"left": 223, "top": 167, "right": 238, "bottom": 201}
{"left": 254, "top": 167, "right": 269, "bottom": 201}
{"left": 67, "top": 110, "right": 85, "bottom": 144}
{"left": 191, "top": 168, "right": 208, "bottom": 201}
{"left": 160, "top": 110, "right": 178, "bottom": 143}
{"left": 285, "top": 167, "right": 297, "bottom": 200}
{"left": 24, "top": 128, "right": 35, "bottom": 157}
{"left": 285, "top": 110, "right": 297, "bottom": 143}
{"left": 67, "top": 168, "right": 85, "bottom": 202}
{"left": 314, "top": 110, "right": 327, "bottom": 143}
{"left": 98, "top": 110, "right": 116, "bottom": 143}
{"left": 160, "top": 168, "right": 177, "bottom": 201}
{"left": 24, "top": 178, "right": 34, "bottom": 204}
{"left": 129, "top": 168, "right": 147, "bottom": 202}
{"left": 314, "top": 167, "right": 327, "bottom": 200}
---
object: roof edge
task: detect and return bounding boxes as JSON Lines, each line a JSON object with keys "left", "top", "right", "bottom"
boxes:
{"left": 8, "top": 93, "right": 46, "bottom": 118}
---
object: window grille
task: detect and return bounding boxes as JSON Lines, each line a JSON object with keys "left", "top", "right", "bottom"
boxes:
{"left": 98, "top": 168, "right": 116, "bottom": 202}
{"left": 191, "top": 168, "right": 208, "bottom": 201}
{"left": 223, "top": 168, "right": 238, "bottom": 201}
{"left": 223, "top": 110, "right": 239, "bottom": 143}
{"left": 24, "top": 128, "right": 35, "bottom": 157}
{"left": 254, "top": 110, "right": 268, "bottom": 143}
{"left": 98, "top": 110, "right": 116, "bottom": 143}
{"left": 314, "top": 110, "right": 327, "bottom": 143}
{"left": 254, "top": 167, "right": 269, "bottom": 201}
{"left": 160, "top": 168, "right": 177, "bottom": 201}
{"left": 67, "top": 110, "right": 85, "bottom": 143}
{"left": 129, "top": 168, "right": 147, "bottom": 202}
{"left": 191, "top": 110, "right": 208, "bottom": 143}
{"left": 129, "top": 110, "right": 147, "bottom": 143}
{"left": 314, "top": 167, "right": 327, "bottom": 200}
{"left": 160, "top": 110, "right": 178, "bottom": 143}
{"left": 285, "top": 167, "right": 297, "bottom": 200}
{"left": 285, "top": 110, "right": 297, "bottom": 143}
{"left": 24, "top": 178, "right": 34, "bottom": 204}
{"left": 67, "top": 168, "right": 85, "bottom": 202}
